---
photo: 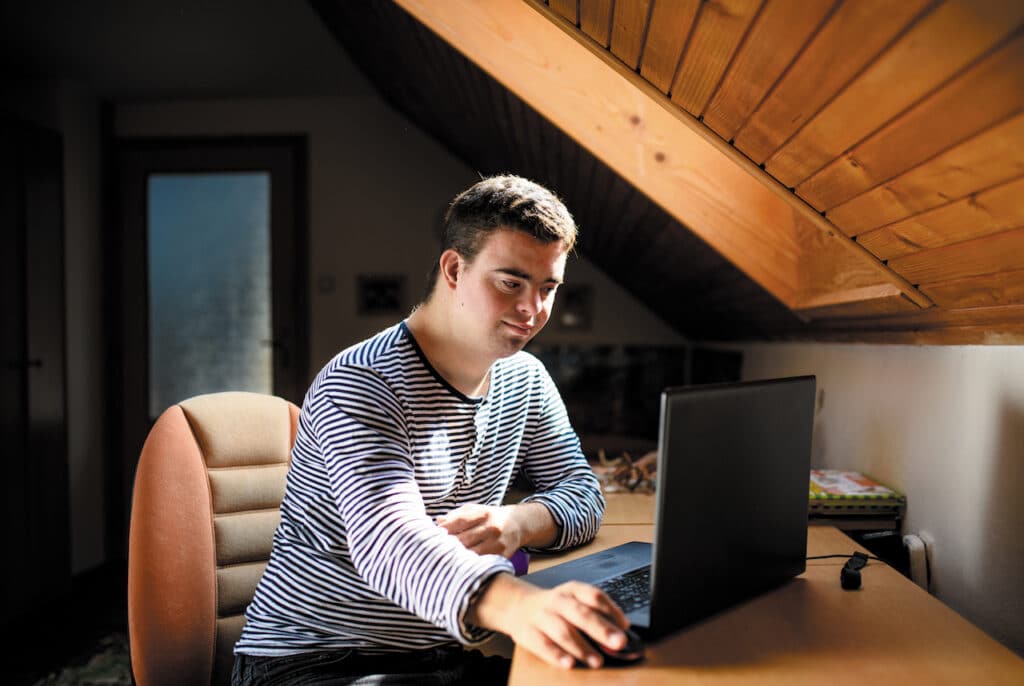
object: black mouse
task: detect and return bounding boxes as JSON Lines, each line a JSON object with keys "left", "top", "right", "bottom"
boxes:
{"left": 578, "top": 627, "right": 646, "bottom": 667}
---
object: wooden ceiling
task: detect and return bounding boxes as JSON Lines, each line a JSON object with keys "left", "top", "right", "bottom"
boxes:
{"left": 313, "top": 0, "right": 1024, "bottom": 343}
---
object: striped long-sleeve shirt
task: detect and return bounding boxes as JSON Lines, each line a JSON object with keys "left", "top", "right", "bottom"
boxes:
{"left": 235, "top": 321, "right": 605, "bottom": 655}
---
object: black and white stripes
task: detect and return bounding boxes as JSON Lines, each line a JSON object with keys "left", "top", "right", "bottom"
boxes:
{"left": 235, "top": 321, "right": 604, "bottom": 656}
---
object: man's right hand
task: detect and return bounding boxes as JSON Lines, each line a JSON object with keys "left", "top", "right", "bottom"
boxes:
{"left": 467, "top": 573, "right": 630, "bottom": 669}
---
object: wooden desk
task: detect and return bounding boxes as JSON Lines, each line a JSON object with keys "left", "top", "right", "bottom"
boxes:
{"left": 512, "top": 502, "right": 1024, "bottom": 685}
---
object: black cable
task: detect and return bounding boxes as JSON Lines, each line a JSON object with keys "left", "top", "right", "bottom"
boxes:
{"left": 807, "top": 553, "right": 883, "bottom": 561}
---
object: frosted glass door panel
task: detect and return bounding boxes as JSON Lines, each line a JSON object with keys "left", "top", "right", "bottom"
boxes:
{"left": 148, "top": 172, "right": 271, "bottom": 416}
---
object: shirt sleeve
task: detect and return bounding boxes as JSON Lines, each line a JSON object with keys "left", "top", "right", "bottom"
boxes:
{"left": 310, "top": 364, "right": 514, "bottom": 645}
{"left": 518, "top": 366, "right": 605, "bottom": 551}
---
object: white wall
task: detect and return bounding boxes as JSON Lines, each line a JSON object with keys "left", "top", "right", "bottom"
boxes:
{"left": 3, "top": 80, "right": 107, "bottom": 575}
{"left": 723, "top": 342, "right": 1024, "bottom": 655}
{"left": 116, "top": 96, "right": 684, "bottom": 374}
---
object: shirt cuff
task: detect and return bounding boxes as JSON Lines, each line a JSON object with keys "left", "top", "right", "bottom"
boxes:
{"left": 454, "top": 557, "right": 515, "bottom": 646}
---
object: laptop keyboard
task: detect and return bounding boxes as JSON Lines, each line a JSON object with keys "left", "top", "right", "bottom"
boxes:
{"left": 598, "top": 566, "right": 651, "bottom": 613}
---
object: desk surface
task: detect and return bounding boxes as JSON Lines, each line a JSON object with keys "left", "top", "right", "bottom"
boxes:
{"left": 510, "top": 498, "right": 1024, "bottom": 685}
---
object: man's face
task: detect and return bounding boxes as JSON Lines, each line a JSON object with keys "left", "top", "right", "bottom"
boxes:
{"left": 451, "top": 228, "right": 567, "bottom": 360}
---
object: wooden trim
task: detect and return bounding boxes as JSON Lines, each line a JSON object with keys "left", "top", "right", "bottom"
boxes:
{"left": 745, "top": 304, "right": 1024, "bottom": 345}
{"left": 792, "top": 285, "right": 919, "bottom": 320}
{"left": 395, "top": 0, "right": 932, "bottom": 315}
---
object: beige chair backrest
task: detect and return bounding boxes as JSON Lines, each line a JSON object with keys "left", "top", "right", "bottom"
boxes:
{"left": 128, "top": 392, "right": 299, "bottom": 685}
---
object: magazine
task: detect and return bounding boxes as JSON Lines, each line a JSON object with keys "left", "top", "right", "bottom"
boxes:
{"left": 809, "top": 469, "right": 905, "bottom": 519}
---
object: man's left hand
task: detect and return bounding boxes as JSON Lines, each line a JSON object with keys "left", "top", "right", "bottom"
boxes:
{"left": 437, "top": 504, "right": 522, "bottom": 557}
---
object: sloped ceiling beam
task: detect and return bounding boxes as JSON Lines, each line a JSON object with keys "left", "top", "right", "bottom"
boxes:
{"left": 394, "top": 0, "right": 933, "bottom": 320}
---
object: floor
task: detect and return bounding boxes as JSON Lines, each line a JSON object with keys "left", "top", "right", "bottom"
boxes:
{"left": 7, "top": 563, "right": 128, "bottom": 686}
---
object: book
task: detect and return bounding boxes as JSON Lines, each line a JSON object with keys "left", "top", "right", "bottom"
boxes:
{"left": 809, "top": 469, "right": 905, "bottom": 519}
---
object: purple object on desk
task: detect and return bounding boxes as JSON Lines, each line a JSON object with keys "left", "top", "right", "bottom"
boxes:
{"left": 510, "top": 549, "right": 529, "bottom": 576}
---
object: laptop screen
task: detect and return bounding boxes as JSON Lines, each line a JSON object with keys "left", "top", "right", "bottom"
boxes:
{"left": 648, "top": 376, "right": 816, "bottom": 636}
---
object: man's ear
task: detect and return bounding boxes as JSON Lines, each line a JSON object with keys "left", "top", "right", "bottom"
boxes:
{"left": 439, "top": 249, "right": 461, "bottom": 290}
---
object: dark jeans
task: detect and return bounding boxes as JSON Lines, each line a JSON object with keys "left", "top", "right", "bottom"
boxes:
{"left": 231, "top": 646, "right": 511, "bottom": 685}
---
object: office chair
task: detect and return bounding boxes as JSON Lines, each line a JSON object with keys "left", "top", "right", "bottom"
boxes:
{"left": 128, "top": 392, "right": 299, "bottom": 686}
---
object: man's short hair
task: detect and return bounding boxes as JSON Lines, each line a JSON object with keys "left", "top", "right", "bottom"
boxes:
{"left": 422, "top": 175, "right": 577, "bottom": 302}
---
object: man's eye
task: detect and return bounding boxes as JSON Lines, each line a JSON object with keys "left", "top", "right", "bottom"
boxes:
{"left": 542, "top": 287, "right": 557, "bottom": 297}
{"left": 502, "top": 280, "right": 520, "bottom": 290}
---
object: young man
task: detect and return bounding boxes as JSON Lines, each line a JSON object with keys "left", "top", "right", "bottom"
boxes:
{"left": 233, "top": 176, "right": 631, "bottom": 685}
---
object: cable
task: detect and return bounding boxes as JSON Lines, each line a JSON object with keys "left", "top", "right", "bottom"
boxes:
{"left": 806, "top": 553, "right": 882, "bottom": 561}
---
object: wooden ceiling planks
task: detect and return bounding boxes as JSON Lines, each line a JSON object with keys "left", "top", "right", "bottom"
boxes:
{"left": 827, "top": 112, "right": 1024, "bottom": 236}
{"left": 731, "top": 0, "right": 931, "bottom": 166}
{"left": 921, "top": 270, "right": 1024, "bottom": 310}
{"left": 765, "top": 0, "right": 1024, "bottom": 190}
{"left": 856, "top": 175, "right": 1024, "bottom": 260}
{"left": 888, "top": 226, "right": 1024, "bottom": 285}
{"left": 799, "top": 29, "right": 1024, "bottom": 210}
{"left": 315, "top": 0, "right": 1024, "bottom": 342}
{"left": 580, "top": 0, "right": 614, "bottom": 47}
{"left": 549, "top": 0, "right": 577, "bottom": 24}
{"left": 392, "top": 0, "right": 935, "bottom": 314}
{"left": 702, "top": 0, "right": 835, "bottom": 143}
{"left": 670, "top": 0, "right": 762, "bottom": 115}
{"left": 639, "top": 0, "right": 700, "bottom": 92}
{"left": 610, "top": 0, "right": 653, "bottom": 70}
{"left": 535, "top": 0, "right": 1024, "bottom": 342}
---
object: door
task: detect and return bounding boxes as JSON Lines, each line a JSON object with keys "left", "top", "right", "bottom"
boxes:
{"left": 0, "top": 118, "right": 70, "bottom": 629}
{"left": 114, "top": 137, "right": 308, "bottom": 557}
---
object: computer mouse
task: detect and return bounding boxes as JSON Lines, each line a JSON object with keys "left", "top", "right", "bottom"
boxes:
{"left": 579, "top": 627, "right": 646, "bottom": 667}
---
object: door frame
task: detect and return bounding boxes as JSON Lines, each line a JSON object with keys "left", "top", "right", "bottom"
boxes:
{"left": 112, "top": 136, "right": 308, "bottom": 558}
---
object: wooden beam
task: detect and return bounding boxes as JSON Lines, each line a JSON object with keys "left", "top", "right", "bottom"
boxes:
{"left": 394, "top": 0, "right": 932, "bottom": 316}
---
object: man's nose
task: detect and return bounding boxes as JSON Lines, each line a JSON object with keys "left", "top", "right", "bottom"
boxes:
{"left": 516, "top": 287, "right": 542, "bottom": 316}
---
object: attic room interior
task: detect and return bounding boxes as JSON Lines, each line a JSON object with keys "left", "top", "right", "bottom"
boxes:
{"left": 2, "top": 0, "right": 1023, "bottom": 683}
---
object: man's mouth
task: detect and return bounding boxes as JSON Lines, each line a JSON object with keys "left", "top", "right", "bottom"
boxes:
{"left": 504, "top": 321, "right": 533, "bottom": 336}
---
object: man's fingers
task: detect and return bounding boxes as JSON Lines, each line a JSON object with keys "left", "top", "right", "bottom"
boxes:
{"left": 556, "top": 593, "right": 626, "bottom": 653}
{"left": 531, "top": 623, "right": 599, "bottom": 670}
{"left": 457, "top": 527, "right": 492, "bottom": 550}
{"left": 437, "top": 509, "right": 488, "bottom": 534}
{"left": 528, "top": 629, "right": 579, "bottom": 670}
{"left": 568, "top": 582, "right": 629, "bottom": 630}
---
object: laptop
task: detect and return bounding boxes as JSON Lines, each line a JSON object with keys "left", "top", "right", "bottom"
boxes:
{"left": 523, "top": 376, "right": 816, "bottom": 640}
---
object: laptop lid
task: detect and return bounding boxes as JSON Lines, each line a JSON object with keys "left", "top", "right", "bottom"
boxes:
{"left": 523, "top": 376, "right": 816, "bottom": 639}
{"left": 647, "top": 375, "right": 815, "bottom": 638}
